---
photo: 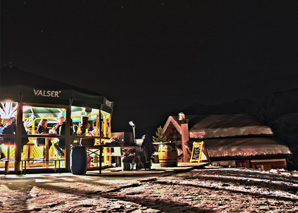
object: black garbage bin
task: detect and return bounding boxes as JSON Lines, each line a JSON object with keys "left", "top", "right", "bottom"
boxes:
{"left": 71, "top": 146, "right": 87, "bottom": 175}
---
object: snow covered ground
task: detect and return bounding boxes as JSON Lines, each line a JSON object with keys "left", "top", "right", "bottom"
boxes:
{"left": 0, "top": 167, "right": 297, "bottom": 212}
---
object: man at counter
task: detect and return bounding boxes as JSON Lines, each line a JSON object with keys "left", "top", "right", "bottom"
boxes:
{"left": 53, "top": 116, "right": 66, "bottom": 157}
{"left": 52, "top": 116, "right": 74, "bottom": 157}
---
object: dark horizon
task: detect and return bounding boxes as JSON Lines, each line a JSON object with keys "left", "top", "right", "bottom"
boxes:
{"left": 2, "top": 1, "right": 298, "bottom": 133}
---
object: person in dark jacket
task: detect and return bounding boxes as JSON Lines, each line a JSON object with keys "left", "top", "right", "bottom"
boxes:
{"left": 141, "top": 134, "right": 155, "bottom": 169}
{"left": 2, "top": 117, "right": 17, "bottom": 144}
{"left": 2, "top": 117, "right": 28, "bottom": 152}
{"left": 52, "top": 116, "right": 73, "bottom": 157}
{"left": 53, "top": 116, "right": 66, "bottom": 157}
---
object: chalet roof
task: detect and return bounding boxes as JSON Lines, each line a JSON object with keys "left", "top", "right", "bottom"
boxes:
{"left": 202, "top": 137, "right": 291, "bottom": 159}
{"left": 162, "top": 114, "right": 273, "bottom": 139}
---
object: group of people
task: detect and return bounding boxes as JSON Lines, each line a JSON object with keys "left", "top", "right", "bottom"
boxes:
{"left": 37, "top": 116, "right": 69, "bottom": 157}
{"left": 0, "top": 115, "right": 95, "bottom": 159}
{"left": 37, "top": 116, "right": 95, "bottom": 157}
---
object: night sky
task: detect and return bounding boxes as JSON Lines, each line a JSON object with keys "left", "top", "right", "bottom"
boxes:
{"left": 2, "top": 1, "right": 298, "bottom": 134}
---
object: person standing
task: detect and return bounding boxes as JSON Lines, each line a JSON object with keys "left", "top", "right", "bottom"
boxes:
{"left": 53, "top": 116, "right": 66, "bottom": 157}
{"left": 77, "top": 116, "right": 90, "bottom": 136}
{"left": 2, "top": 117, "right": 17, "bottom": 145}
{"left": 2, "top": 117, "right": 28, "bottom": 152}
{"left": 37, "top": 119, "right": 51, "bottom": 158}
{"left": 37, "top": 119, "right": 49, "bottom": 145}
{"left": 141, "top": 134, "right": 155, "bottom": 170}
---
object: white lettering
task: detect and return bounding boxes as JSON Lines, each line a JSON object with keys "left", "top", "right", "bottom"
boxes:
{"left": 33, "top": 89, "right": 39, "bottom": 96}
{"left": 33, "top": 89, "right": 60, "bottom": 98}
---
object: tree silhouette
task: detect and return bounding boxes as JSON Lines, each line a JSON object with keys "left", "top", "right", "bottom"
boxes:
{"left": 152, "top": 126, "right": 167, "bottom": 142}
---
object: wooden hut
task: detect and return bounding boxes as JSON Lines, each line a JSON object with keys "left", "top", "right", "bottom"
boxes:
{"left": 162, "top": 113, "right": 291, "bottom": 170}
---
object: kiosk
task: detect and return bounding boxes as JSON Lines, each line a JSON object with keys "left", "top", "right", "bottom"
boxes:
{"left": 0, "top": 65, "right": 114, "bottom": 174}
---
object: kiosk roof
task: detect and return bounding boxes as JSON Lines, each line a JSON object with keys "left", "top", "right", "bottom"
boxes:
{"left": 0, "top": 65, "right": 113, "bottom": 112}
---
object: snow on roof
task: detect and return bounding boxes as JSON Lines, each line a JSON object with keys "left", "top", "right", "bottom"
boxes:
{"left": 163, "top": 114, "right": 273, "bottom": 139}
{"left": 202, "top": 137, "right": 292, "bottom": 158}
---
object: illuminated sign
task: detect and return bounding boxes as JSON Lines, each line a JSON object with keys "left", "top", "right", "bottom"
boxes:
{"left": 33, "top": 89, "right": 61, "bottom": 98}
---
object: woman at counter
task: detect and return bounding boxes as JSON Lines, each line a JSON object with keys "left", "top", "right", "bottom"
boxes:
{"left": 37, "top": 119, "right": 49, "bottom": 146}
{"left": 36, "top": 119, "right": 52, "bottom": 159}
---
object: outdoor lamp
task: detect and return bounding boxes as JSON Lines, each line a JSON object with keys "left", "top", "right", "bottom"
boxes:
{"left": 128, "top": 121, "right": 135, "bottom": 127}
{"left": 128, "top": 121, "right": 136, "bottom": 144}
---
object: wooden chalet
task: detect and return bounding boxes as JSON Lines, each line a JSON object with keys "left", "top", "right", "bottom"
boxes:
{"left": 162, "top": 113, "right": 292, "bottom": 170}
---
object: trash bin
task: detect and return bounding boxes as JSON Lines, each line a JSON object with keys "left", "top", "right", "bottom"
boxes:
{"left": 71, "top": 146, "right": 87, "bottom": 175}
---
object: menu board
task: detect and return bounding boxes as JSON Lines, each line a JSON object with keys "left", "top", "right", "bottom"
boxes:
{"left": 190, "top": 141, "right": 204, "bottom": 162}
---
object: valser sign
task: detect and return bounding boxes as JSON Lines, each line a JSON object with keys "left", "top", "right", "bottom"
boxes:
{"left": 33, "top": 89, "right": 61, "bottom": 98}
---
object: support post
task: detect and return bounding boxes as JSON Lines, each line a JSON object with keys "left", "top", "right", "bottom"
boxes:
{"left": 181, "top": 119, "right": 190, "bottom": 162}
{"left": 132, "top": 126, "right": 136, "bottom": 144}
{"left": 15, "top": 100, "right": 23, "bottom": 173}
{"left": 65, "top": 104, "right": 71, "bottom": 171}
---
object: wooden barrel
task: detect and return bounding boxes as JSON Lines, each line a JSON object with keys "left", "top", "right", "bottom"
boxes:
{"left": 158, "top": 142, "right": 178, "bottom": 167}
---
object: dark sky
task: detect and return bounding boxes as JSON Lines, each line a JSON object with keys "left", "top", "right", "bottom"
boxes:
{"left": 2, "top": 1, "right": 298, "bottom": 132}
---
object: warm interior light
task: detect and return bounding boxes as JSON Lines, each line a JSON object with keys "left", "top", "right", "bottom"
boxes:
{"left": 0, "top": 102, "right": 18, "bottom": 119}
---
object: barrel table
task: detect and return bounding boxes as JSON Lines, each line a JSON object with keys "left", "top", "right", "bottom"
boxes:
{"left": 158, "top": 142, "right": 178, "bottom": 167}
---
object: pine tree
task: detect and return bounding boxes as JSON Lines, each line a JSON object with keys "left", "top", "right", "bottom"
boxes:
{"left": 152, "top": 126, "right": 167, "bottom": 142}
